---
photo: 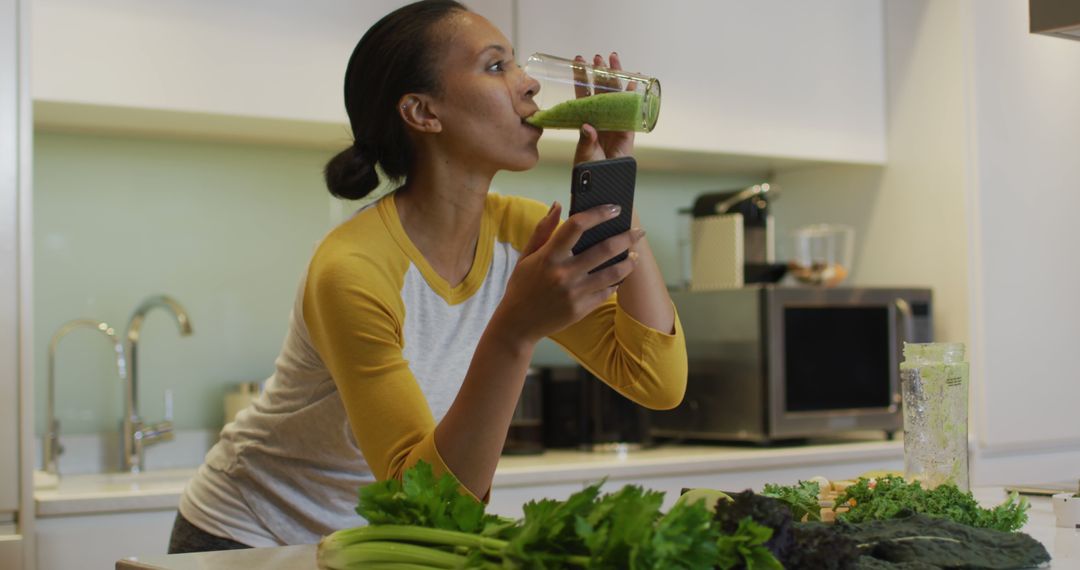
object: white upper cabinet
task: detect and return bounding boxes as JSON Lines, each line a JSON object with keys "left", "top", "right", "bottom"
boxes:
{"left": 33, "top": 0, "right": 382, "bottom": 123}
{"left": 32, "top": 0, "right": 511, "bottom": 124}
{"left": 515, "top": 0, "right": 886, "bottom": 164}
{"left": 32, "top": 0, "right": 883, "bottom": 165}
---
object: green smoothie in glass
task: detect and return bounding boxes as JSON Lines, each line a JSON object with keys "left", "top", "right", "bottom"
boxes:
{"left": 523, "top": 53, "right": 662, "bottom": 133}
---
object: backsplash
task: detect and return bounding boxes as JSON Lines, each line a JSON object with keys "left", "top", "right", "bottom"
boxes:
{"left": 33, "top": 131, "right": 752, "bottom": 436}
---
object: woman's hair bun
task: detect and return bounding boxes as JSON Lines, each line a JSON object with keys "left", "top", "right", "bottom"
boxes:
{"left": 323, "top": 144, "right": 380, "bottom": 201}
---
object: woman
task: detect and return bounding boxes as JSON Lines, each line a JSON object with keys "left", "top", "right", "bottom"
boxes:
{"left": 169, "top": 0, "right": 686, "bottom": 552}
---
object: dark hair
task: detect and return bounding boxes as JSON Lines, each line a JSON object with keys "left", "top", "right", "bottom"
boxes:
{"left": 324, "top": 0, "right": 467, "bottom": 200}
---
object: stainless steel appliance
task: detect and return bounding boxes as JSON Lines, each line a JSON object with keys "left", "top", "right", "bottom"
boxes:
{"left": 651, "top": 285, "right": 932, "bottom": 443}
{"left": 685, "top": 185, "right": 789, "bottom": 290}
{"left": 541, "top": 366, "right": 652, "bottom": 450}
{"left": 502, "top": 368, "right": 545, "bottom": 455}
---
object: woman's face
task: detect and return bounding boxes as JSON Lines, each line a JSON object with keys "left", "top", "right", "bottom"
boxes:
{"left": 426, "top": 12, "right": 542, "bottom": 173}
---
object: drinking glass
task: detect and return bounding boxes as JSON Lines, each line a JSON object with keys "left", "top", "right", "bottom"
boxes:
{"left": 523, "top": 53, "right": 661, "bottom": 132}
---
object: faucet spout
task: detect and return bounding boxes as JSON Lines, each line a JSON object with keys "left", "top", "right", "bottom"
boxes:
{"left": 45, "top": 319, "right": 126, "bottom": 477}
{"left": 123, "top": 295, "right": 192, "bottom": 473}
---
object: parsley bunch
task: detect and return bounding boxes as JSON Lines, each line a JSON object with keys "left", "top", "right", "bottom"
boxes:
{"left": 355, "top": 460, "right": 506, "bottom": 534}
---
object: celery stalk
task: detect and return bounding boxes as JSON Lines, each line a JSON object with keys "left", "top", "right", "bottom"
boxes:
{"left": 317, "top": 540, "right": 468, "bottom": 569}
{"left": 325, "top": 524, "right": 508, "bottom": 556}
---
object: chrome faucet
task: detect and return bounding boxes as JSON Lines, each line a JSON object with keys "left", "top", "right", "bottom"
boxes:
{"left": 122, "top": 295, "right": 192, "bottom": 473}
{"left": 45, "top": 319, "right": 126, "bottom": 477}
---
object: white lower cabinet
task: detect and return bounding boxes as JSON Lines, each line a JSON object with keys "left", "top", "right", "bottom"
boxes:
{"left": 36, "top": 510, "right": 176, "bottom": 570}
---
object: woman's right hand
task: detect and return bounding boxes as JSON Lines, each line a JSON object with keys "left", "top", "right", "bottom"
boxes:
{"left": 492, "top": 202, "right": 645, "bottom": 346}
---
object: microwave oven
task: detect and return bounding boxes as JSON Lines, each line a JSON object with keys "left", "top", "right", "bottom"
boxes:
{"left": 651, "top": 285, "right": 932, "bottom": 443}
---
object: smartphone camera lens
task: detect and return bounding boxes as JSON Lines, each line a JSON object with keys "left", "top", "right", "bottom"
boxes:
{"left": 580, "top": 170, "right": 591, "bottom": 189}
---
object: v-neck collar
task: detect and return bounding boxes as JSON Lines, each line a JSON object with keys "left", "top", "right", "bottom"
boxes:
{"left": 378, "top": 192, "right": 494, "bottom": 306}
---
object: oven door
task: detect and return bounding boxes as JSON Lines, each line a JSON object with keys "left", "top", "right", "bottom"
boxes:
{"left": 764, "top": 287, "right": 931, "bottom": 439}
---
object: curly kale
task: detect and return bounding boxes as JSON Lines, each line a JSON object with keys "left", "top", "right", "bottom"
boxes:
{"left": 761, "top": 480, "right": 822, "bottom": 522}
{"left": 836, "top": 476, "right": 1029, "bottom": 532}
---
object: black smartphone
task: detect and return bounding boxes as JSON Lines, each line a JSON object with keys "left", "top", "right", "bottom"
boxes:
{"left": 569, "top": 156, "right": 637, "bottom": 274}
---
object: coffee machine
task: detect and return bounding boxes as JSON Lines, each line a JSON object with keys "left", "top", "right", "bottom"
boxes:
{"left": 688, "top": 183, "right": 785, "bottom": 288}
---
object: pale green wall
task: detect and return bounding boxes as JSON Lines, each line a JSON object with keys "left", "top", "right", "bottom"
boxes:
{"left": 33, "top": 131, "right": 756, "bottom": 435}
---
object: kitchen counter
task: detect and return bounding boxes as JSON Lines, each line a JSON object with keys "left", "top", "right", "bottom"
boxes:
{"left": 115, "top": 489, "right": 1079, "bottom": 569}
{"left": 38, "top": 438, "right": 902, "bottom": 517}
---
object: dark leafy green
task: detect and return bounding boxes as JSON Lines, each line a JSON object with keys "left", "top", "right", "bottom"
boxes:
{"left": 836, "top": 476, "right": 1030, "bottom": 532}
{"left": 713, "top": 490, "right": 795, "bottom": 563}
{"left": 841, "top": 513, "right": 1051, "bottom": 569}
{"left": 787, "top": 522, "right": 860, "bottom": 570}
{"left": 761, "top": 480, "right": 822, "bottom": 522}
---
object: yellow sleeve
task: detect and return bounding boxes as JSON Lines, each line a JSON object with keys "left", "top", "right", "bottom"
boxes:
{"left": 494, "top": 193, "right": 688, "bottom": 411}
{"left": 301, "top": 219, "right": 481, "bottom": 501}
{"left": 549, "top": 297, "right": 688, "bottom": 410}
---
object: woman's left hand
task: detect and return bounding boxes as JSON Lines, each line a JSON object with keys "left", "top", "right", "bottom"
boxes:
{"left": 573, "top": 52, "right": 636, "bottom": 165}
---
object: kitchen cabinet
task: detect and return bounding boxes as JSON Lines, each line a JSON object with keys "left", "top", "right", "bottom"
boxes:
{"left": 31, "top": 0, "right": 510, "bottom": 124}
{"left": 514, "top": 0, "right": 886, "bottom": 165}
{"left": 36, "top": 510, "right": 176, "bottom": 570}
{"left": 31, "top": 0, "right": 510, "bottom": 138}
{"left": 31, "top": 0, "right": 885, "bottom": 173}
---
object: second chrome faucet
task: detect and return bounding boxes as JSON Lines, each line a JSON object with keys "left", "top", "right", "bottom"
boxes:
{"left": 122, "top": 294, "right": 193, "bottom": 473}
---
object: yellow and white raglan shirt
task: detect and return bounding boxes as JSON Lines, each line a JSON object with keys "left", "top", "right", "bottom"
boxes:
{"left": 179, "top": 191, "right": 687, "bottom": 546}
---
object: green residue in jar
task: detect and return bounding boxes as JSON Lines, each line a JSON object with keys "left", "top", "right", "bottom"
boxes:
{"left": 526, "top": 91, "right": 646, "bottom": 131}
{"left": 900, "top": 342, "right": 970, "bottom": 490}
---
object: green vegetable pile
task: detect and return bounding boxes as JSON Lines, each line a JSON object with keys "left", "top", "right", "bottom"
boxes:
{"left": 835, "top": 476, "right": 1030, "bottom": 532}
{"left": 318, "top": 461, "right": 779, "bottom": 569}
{"left": 317, "top": 463, "right": 1049, "bottom": 569}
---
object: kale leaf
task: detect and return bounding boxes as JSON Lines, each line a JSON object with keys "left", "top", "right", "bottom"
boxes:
{"left": 836, "top": 476, "right": 1030, "bottom": 532}
{"left": 840, "top": 513, "right": 1051, "bottom": 569}
{"left": 761, "top": 480, "right": 822, "bottom": 522}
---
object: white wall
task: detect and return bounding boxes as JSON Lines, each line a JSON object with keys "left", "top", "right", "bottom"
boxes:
{"left": 775, "top": 0, "right": 1080, "bottom": 482}
{"left": 772, "top": 0, "right": 973, "bottom": 346}
{"left": 967, "top": 0, "right": 1080, "bottom": 450}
